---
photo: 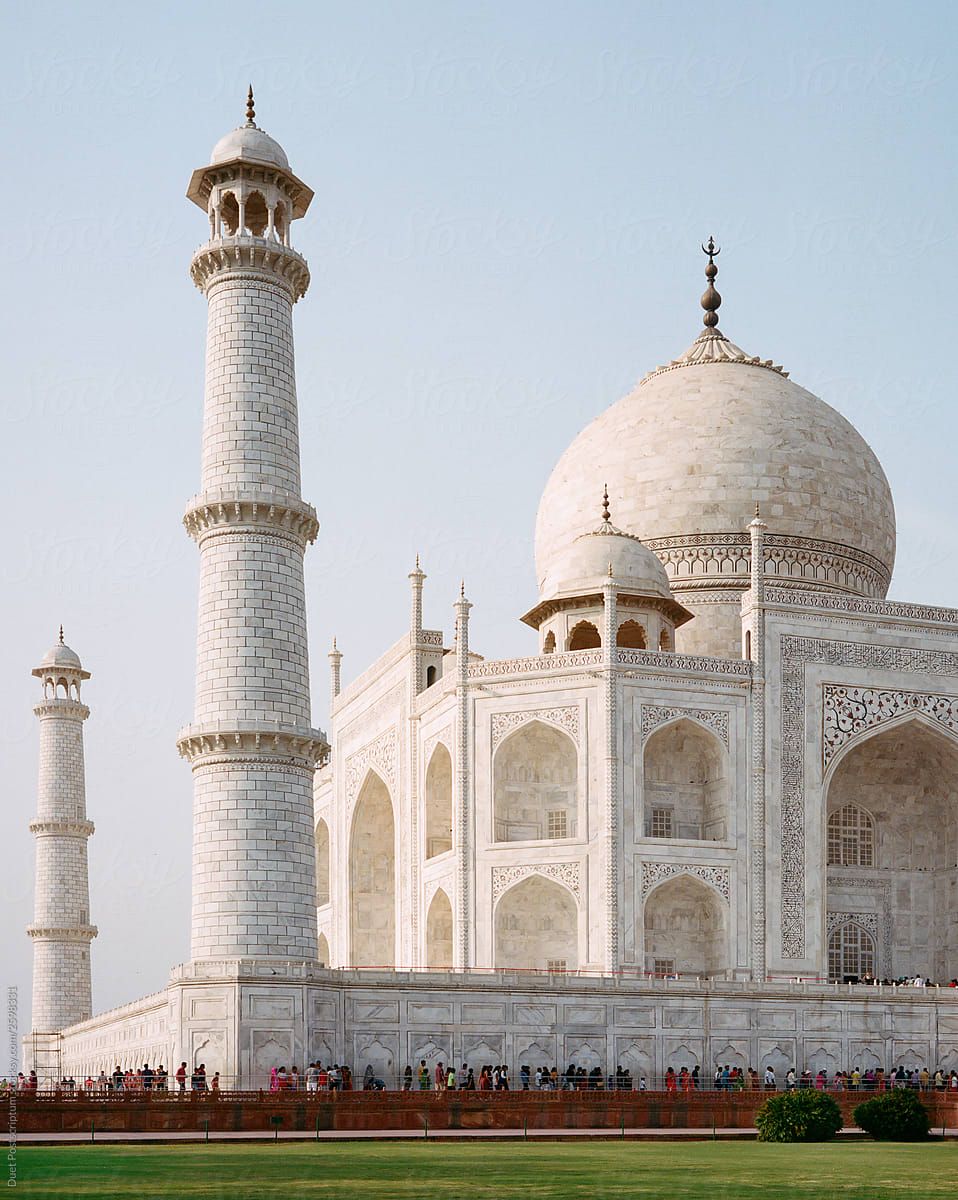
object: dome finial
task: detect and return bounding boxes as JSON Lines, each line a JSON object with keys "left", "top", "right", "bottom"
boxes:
{"left": 246, "top": 84, "right": 255, "bottom": 127}
{"left": 700, "top": 236, "right": 722, "bottom": 329}
{"left": 58, "top": 624, "right": 64, "bottom": 645}
{"left": 601, "top": 483, "right": 611, "bottom": 523}
{"left": 755, "top": 501, "right": 761, "bottom": 519}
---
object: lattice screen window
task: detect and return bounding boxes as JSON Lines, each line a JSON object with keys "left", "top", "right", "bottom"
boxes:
{"left": 827, "top": 922, "right": 876, "bottom": 981}
{"left": 547, "top": 809, "right": 568, "bottom": 839}
{"left": 827, "top": 804, "right": 875, "bottom": 866}
{"left": 650, "top": 807, "right": 673, "bottom": 839}
{"left": 547, "top": 959, "right": 567, "bottom": 973}
{"left": 653, "top": 958, "right": 676, "bottom": 976}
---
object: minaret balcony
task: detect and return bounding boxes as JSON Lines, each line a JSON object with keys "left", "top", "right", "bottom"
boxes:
{"left": 176, "top": 719, "right": 329, "bottom": 767}
{"left": 183, "top": 488, "right": 319, "bottom": 546}
{"left": 27, "top": 923, "right": 97, "bottom": 943}
{"left": 29, "top": 818, "right": 95, "bottom": 838}
{"left": 190, "top": 236, "right": 310, "bottom": 299}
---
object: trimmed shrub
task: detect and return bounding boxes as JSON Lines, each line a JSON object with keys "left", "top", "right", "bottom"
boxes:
{"left": 854, "top": 1089, "right": 931, "bottom": 1140}
{"left": 755, "top": 1089, "right": 844, "bottom": 1142}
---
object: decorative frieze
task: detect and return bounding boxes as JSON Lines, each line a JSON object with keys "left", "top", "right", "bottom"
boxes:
{"left": 491, "top": 706, "right": 579, "bottom": 750}
{"left": 345, "top": 727, "right": 399, "bottom": 814}
{"left": 640, "top": 705, "right": 729, "bottom": 748}
{"left": 648, "top": 532, "right": 890, "bottom": 599}
{"left": 823, "top": 685, "right": 958, "bottom": 767}
{"left": 616, "top": 649, "right": 753, "bottom": 677}
{"left": 468, "top": 650, "right": 602, "bottom": 679}
{"left": 780, "top": 636, "right": 958, "bottom": 960}
{"left": 640, "top": 862, "right": 730, "bottom": 902}
{"left": 492, "top": 862, "right": 581, "bottom": 904}
{"left": 766, "top": 587, "right": 958, "bottom": 627}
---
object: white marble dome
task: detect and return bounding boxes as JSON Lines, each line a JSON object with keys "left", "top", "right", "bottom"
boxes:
{"left": 210, "top": 124, "right": 290, "bottom": 172}
{"left": 536, "top": 331, "right": 896, "bottom": 602}
{"left": 39, "top": 640, "right": 82, "bottom": 670}
{"left": 541, "top": 520, "right": 673, "bottom": 603}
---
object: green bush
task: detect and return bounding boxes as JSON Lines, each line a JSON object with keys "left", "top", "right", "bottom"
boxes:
{"left": 755, "top": 1089, "right": 844, "bottom": 1142}
{"left": 853, "top": 1089, "right": 931, "bottom": 1140}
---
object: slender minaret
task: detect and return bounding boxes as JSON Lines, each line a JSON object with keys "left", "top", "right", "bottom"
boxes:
{"left": 177, "top": 91, "right": 325, "bottom": 963}
{"left": 28, "top": 630, "right": 97, "bottom": 1049}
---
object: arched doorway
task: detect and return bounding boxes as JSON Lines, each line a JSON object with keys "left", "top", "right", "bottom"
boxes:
{"left": 494, "top": 875, "right": 578, "bottom": 971}
{"left": 424, "top": 744, "right": 453, "bottom": 859}
{"left": 643, "top": 719, "right": 729, "bottom": 841}
{"left": 642, "top": 874, "right": 728, "bottom": 977}
{"left": 348, "top": 772, "right": 395, "bottom": 967}
{"left": 493, "top": 721, "right": 577, "bottom": 842}
{"left": 425, "top": 888, "right": 453, "bottom": 968}
{"left": 825, "top": 718, "right": 958, "bottom": 980}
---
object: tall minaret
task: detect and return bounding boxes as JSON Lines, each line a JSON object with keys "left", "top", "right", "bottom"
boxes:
{"left": 28, "top": 630, "right": 97, "bottom": 1049}
{"left": 177, "top": 91, "right": 325, "bottom": 963}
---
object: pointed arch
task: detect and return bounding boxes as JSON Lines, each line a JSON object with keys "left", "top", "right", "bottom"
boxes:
{"left": 543, "top": 630, "right": 556, "bottom": 655}
{"left": 826, "top": 804, "right": 875, "bottom": 867}
{"left": 424, "top": 743, "right": 453, "bottom": 859}
{"left": 567, "top": 620, "right": 600, "bottom": 651}
{"left": 642, "top": 717, "right": 729, "bottom": 841}
{"left": 642, "top": 873, "right": 728, "bottom": 977}
{"left": 616, "top": 619, "right": 647, "bottom": 649}
{"left": 348, "top": 769, "right": 395, "bottom": 967}
{"left": 493, "top": 720, "right": 577, "bottom": 843}
{"left": 828, "top": 920, "right": 876, "bottom": 982}
{"left": 317, "top": 932, "right": 330, "bottom": 966}
{"left": 425, "top": 888, "right": 453, "bottom": 968}
{"left": 245, "top": 189, "right": 268, "bottom": 236}
{"left": 315, "top": 818, "right": 330, "bottom": 906}
{"left": 824, "top": 716, "right": 958, "bottom": 979}
{"left": 494, "top": 874, "right": 578, "bottom": 971}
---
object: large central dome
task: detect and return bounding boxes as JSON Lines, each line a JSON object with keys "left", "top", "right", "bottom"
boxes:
{"left": 534, "top": 254, "right": 896, "bottom": 658}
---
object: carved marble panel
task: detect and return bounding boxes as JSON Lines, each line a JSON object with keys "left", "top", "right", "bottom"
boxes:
{"left": 345, "top": 727, "right": 398, "bottom": 816}
{"left": 640, "top": 705, "right": 730, "bottom": 748}
{"left": 492, "top": 862, "right": 581, "bottom": 904}
{"left": 491, "top": 706, "right": 579, "bottom": 750}
{"left": 640, "top": 862, "right": 730, "bottom": 901}
{"left": 823, "top": 684, "right": 958, "bottom": 768}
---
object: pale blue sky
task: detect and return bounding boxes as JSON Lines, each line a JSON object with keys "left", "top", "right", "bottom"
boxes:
{"left": 2, "top": 1, "right": 954, "bottom": 1026}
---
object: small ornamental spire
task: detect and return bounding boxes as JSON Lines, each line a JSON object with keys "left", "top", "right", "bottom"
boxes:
{"left": 601, "top": 483, "right": 611, "bottom": 523}
{"left": 701, "top": 236, "right": 721, "bottom": 329}
{"left": 755, "top": 501, "right": 761, "bottom": 519}
{"left": 245, "top": 84, "right": 255, "bottom": 127}
{"left": 58, "top": 624, "right": 64, "bottom": 645}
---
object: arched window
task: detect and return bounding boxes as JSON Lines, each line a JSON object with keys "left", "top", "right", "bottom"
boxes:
{"left": 220, "top": 191, "right": 239, "bottom": 235}
{"left": 425, "top": 665, "right": 437, "bottom": 687}
{"left": 493, "top": 720, "right": 577, "bottom": 842}
{"left": 245, "top": 190, "right": 268, "bottom": 236}
{"left": 424, "top": 744, "right": 453, "bottom": 859}
{"left": 828, "top": 921, "right": 876, "bottom": 981}
{"left": 567, "top": 621, "right": 600, "bottom": 651}
{"left": 827, "top": 804, "right": 875, "bottom": 867}
{"left": 315, "top": 819, "right": 330, "bottom": 906}
{"left": 543, "top": 631, "right": 556, "bottom": 655}
{"left": 616, "top": 620, "right": 647, "bottom": 649}
{"left": 659, "top": 629, "right": 672, "bottom": 651}
{"left": 317, "top": 933, "right": 330, "bottom": 966}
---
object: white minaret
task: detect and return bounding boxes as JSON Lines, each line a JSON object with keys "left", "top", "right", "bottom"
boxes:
{"left": 28, "top": 629, "right": 97, "bottom": 1058}
{"left": 177, "top": 90, "right": 325, "bottom": 963}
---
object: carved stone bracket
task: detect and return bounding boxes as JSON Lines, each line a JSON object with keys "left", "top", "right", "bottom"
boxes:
{"left": 823, "top": 684, "right": 958, "bottom": 768}
{"left": 491, "top": 861, "right": 581, "bottom": 904}
{"left": 491, "top": 706, "right": 579, "bottom": 750}
{"left": 640, "top": 705, "right": 729, "bottom": 748}
{"left": 640, "top": 861, "right": 730, "bottom": 901}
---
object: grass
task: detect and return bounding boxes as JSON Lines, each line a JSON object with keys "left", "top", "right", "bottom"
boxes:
{"left": 13, "top": 1141, "right": 958, "bottom": 1199}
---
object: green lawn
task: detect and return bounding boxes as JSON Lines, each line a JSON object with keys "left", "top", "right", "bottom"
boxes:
{"left": 13, "top": 1142, "right": 958, "bottom": 1199}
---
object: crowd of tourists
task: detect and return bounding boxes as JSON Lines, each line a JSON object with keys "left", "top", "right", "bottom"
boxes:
{"left": 856, "top": 974, "right": 958, "bottom": 988}
{"left": 7, "top": 1059, "right": 958, "bottom": 1095}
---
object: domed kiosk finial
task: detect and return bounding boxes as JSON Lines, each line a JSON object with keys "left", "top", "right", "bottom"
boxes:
{"left": 601, "top": 483, "right": 611, "bottom": 523}
{"left": 58, "top": 623, "right": 64, "bottom": 645}
{"left": 701, "top": 236, "right": 721, "bottom": 329}
{"left": 245, "top": 84, "right": 256, "bottom": 127}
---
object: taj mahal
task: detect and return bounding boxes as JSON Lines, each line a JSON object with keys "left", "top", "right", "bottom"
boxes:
{"left": 25, "top": 96, "right": 958, "bottom": 1088}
